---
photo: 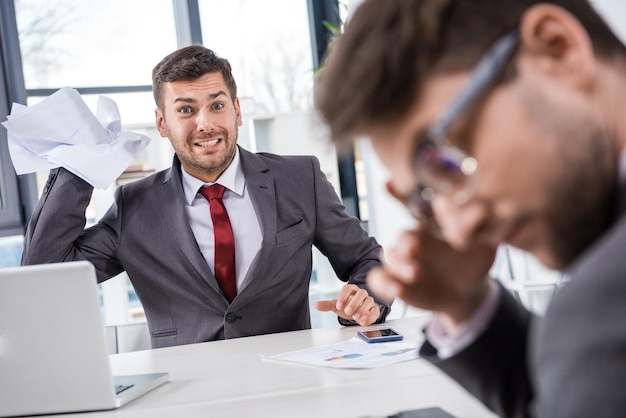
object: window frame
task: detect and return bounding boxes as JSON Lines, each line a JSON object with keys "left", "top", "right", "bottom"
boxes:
{"left": 0, "top": 0, "right": 36, "bottom": 238}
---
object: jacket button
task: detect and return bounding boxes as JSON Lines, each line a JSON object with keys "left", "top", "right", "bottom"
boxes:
{"left": 225, "top": 313, "right": 238, "bottom": 323}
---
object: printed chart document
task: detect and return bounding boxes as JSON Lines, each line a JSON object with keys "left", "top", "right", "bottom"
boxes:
{"left": 264, "top": 338, "right": 418, "bottom": 369}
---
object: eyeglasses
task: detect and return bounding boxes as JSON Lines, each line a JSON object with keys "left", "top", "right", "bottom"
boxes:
{"left": 405, "top": 31, "right": 520, "bottom": 228}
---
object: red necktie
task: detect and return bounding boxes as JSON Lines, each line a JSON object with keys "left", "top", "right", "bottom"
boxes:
{"left": 199, "top": 184, "right": 237, "bottom": 302}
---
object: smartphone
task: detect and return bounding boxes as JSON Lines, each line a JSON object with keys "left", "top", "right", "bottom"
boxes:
{"left": 357, "top": 328, "right": 403, "bottom": 343}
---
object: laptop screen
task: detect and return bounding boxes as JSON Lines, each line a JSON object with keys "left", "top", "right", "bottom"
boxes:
{"left": 0, "top": 261, "right": 117, "bottom": 416}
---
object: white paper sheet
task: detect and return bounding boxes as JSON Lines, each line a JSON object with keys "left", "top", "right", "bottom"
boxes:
{"left": 1, "top": 86, "right": 152, "bottom": 189}
{"left": 263, "top": 337, "right": 419, "bottom": 369}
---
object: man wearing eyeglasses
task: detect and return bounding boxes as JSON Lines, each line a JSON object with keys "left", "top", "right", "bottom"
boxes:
{"left": 316, "top": 0, "right": 626, "bottom": 417}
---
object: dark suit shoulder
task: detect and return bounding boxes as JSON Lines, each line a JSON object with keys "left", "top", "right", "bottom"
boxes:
{"left": 115, "top": 167, "right": 172, "bottom": 197}
{"left": 531, "top": 214, "right": 626, "bottom": 417}
{"left": 553, "top": 211, "right": 626, "bottom": 316}
{"left": 565, "top": 210, "right": 626, "bottom": 283}
{"left": 254, "top": 151, "right": 317, "bottom": 168}
{"left": 240, "top": 148, "right": 320, "bottom": 183}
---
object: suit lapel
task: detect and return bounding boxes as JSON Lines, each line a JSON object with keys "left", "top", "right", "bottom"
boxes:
{"left": 238, "top": 147, "right": 277, "bottom": 292}
{"left": 154, "top": 156, "right": 224, "bottom": 297}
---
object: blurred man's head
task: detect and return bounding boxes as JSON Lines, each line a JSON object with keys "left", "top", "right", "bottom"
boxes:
{"left": 316, "top": 0, "right": 626, "bottom": 269}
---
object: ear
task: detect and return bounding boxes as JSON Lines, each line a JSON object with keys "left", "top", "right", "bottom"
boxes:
{"left": 155, "top": 108, "right": 168, "bottom": 138}
{"left": 234, "top": 97, "right": 243, "bottom": 127}
{"left": 519, "top": 4, "right": 596, "bottom": 91}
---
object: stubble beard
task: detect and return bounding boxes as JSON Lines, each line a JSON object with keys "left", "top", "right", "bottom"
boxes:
{"left": 185, "top": 125, "right": 239, "bottom": 180}
{"left": 514, "top": 80, "right": 618, "bottom": 269}
{"left": 541, "top": 112, "right": 616, "bottom": 269}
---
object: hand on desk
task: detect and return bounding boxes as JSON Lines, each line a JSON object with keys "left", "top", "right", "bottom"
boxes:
{"left": 314, "top": 284, "right": 381, "bottom": 326}
{"left": 367, "top": 226, "right": 496, "bottom": 330}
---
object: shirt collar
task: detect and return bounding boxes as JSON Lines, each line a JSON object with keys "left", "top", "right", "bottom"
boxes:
{"left": 181, "top": 146, "right": 245, "bottom": 205}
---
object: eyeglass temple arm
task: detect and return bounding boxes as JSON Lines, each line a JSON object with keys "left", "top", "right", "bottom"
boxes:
{"left": 429, "top": 31, "right": 521, "bottom": 141}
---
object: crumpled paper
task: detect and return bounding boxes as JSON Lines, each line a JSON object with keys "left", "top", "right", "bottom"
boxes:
{"left": 1, "top": 86, "right": 152, "bottom": 189}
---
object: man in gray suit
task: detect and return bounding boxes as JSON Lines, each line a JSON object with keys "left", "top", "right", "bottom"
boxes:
{"left": 21, "top": 45, "right": 390, "bottom": 348}
{"left": 316, "top": 0, "right": 626, "bottom": 417}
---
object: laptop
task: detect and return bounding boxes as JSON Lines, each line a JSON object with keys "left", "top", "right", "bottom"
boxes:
{"left": 0, "top": 261, "right": 169, "bottom": 417}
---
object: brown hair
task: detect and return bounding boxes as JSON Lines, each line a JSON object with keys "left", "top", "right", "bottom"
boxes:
{"left": 315, "top": 0, "right": 626, "bottom": 143}
{"left": 152, "top": 45, "right": 237, "bottom": 109}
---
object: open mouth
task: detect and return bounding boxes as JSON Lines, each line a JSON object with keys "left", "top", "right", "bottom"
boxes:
{"left": 195, "top": 138, "right": 220, "bottom": 147}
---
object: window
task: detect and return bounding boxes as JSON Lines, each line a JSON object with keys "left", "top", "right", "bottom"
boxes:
{"left": 17, "top": 0, "right": 177, "bottom": 91}
{"left": 0, "top": 234, "right": 23, "bottom": 266}
{"left": 198, "top": 0, "right": 315, "bottom": 115}
{"left": 0, "top": 111, "right": 24, "bottom": 237}
{"left": 1, "top": 0, "right": 30, "bottom": 239}
{"left": 12, "top": 0, "right": 180, "bottom": 323}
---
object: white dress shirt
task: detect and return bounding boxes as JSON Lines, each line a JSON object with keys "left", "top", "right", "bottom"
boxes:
{"left": 425, "top": 280, "right": 501, "bottom": 359}
{"left": 181, "top": 147, "right": 263, "bottom": 291}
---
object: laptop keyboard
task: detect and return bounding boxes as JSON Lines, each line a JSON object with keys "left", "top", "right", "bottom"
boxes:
{"left": 115, "top": 384, "right": 134, "bottom": 395}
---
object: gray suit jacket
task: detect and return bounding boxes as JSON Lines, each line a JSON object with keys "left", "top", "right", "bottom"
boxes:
{"left": 420, "top": 180, "right": 626, "bottom": 417}
{"left": 22, "top": 147, "right": 389, "bottom": 348}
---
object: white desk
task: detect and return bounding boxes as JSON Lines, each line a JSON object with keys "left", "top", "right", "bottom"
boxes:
{"left": 50, "top": 317, "right": 496, "bottom": 418}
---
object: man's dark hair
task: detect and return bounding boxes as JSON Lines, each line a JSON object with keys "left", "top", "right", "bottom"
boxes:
{"left": 152, "top": 45, "right": 237, "bottom": 110}
{"left": 315, "top": 0, "right": 626, "bottom": 143}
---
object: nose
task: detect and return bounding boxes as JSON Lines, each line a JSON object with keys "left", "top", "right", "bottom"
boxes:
{"left": 431, "top": 193, "right": 489, "bottom": 249}
{"left": 195, "top": 107, "right": 215, "bottom": 132}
